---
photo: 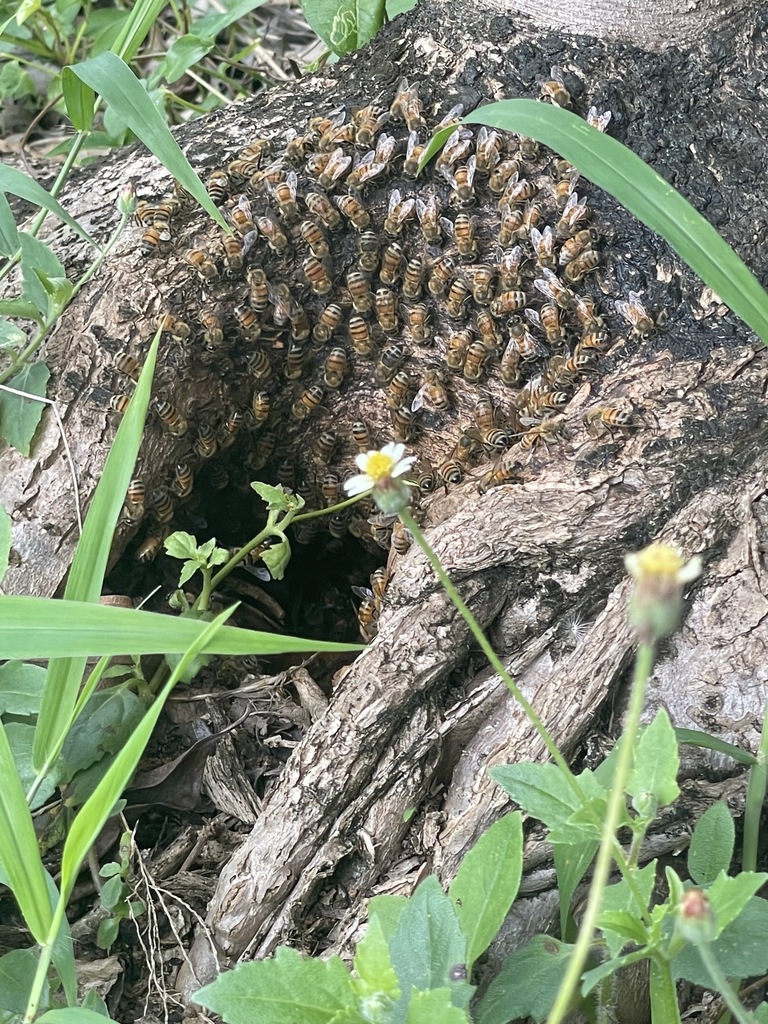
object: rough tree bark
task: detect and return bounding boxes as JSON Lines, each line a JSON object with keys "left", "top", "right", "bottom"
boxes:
{"left": 2, "top": 0, "right": 767, "bottom": 1015}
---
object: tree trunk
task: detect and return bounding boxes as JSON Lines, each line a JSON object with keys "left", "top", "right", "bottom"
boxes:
{"left": 2, "top": 0, "right": 767, "bottom": 1014}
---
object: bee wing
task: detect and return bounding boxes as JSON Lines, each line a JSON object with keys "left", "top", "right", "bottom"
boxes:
{"left": 432, "top": 103, "right": 465, "bottom": 133}
{"left": 410, "top": 385, "right": 429, "bottom": 412}
{"left": 405, "top": 130, "right": 420, "bottom": 160}
{"left": 388, "top": 188, "right": 402, "bottom": 214}
{"left": 286, "top": 169, "right": 298, "bottom": 195}
{"left": 465, "top": 154, "right": 477, "bottom": 185}
{"left": 439, "top": 216, "right": 455, "bottom": 240}
{"left": 525, "top": 308, "right": 542, "bottom": 328}
{"left": 351, "top": 585, "right": 375, "bottom": 601}
{"left": 375, "top": 133, "right": 396, "bottom": 162}
{"left": 533, "top": 277, "right": 555, "bottom": 302}
{"left": 530, "top": 225, "right": 545, "bottom": 251}
{"left": 550, "top": 65, "right": 566, "bottom": 84}
{"left": 241, "top": 229, "right": 259, "bottom": 256}
{"left": 587, "top": 106, "right": 612, "bottom": 132}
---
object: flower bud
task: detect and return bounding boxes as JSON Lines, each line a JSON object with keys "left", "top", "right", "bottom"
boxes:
{"left": 624, "top": 543, "right": 702, "bottom": 643}
{"left": 675, "top": 888, "right": 718, "bottom": 944}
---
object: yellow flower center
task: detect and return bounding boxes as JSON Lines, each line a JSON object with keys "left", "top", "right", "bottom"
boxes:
{"left": 635, "top": 542, "right": 685, "bottom": 578}
{"left": 365, "top": 452, "right": 395, "bottom": 481}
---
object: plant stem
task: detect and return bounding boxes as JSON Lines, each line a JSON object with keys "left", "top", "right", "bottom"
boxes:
{"left": 742, "top": 697, "right": 768, "bottom": 872}
{"left": 697, "top": 943, "right": 757, "bottom": 1024}
{"left": 547, "top": 641, "right": 655, "bottom": 1024}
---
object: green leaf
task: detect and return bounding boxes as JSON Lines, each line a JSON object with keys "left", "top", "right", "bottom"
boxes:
{"left": 423, "top": 100, "right": 768, "bottom": 346}
{"left": 0, "top": 361, "right": 49, "bottom": 455}
{"left": 96, "top": 915, "right": 120, "bottom": 950}
{"left": 598, "top": 861, "right": 656, "bottom": 958}
{"left": 261, "top": 535, "right": 291, "bottom": 580}
{"left": 0, "top": 191, "right": 19, "bottom": 255}
{"left": 37, "top": 1011, "right": 118, "bottom": 1023}
{"left": 251, "top": 481, "right": 298, "bottom": 510}
{"left": 368, "top": 894, "right": 409, "bottom": 941}
{"left": 627, "top": 709, "right": 680, "bottom": 810}
{"left": 0, "top": 949, "right": 46, "bottom": 1014}
{"left": 353, "top": 915, "right": 400, "bottom": 1002}
{"left": 192, "top": 0, "right": 270, "bottom": 37}
{"left": 4, "top": 722, "right": 58, "bottom": 808}
{"left": 61, "top": 68, "right": 95, "bottom": 132}
{"left": 66, "top": 53, "right": 228, "bottom": 232}
{"left": 754, "top": 1002, "right": 768, "bottom": 1024}
{"left": 688, "top": 802, "right": 735, "bottom": 885}
{"left": 386, "top": 0, "right": 417, "bottom": 16}
{"left": 0, "top": 164, "right": 97, "bottom": 247}
{"left": 0, "top": 722, "right": 52, "bottom": 943}
{"left": 490, "top": 763, "right": 605, "bottom": 833}
{"left": 675, "top": 729, "right": 757, "bottom": 766}
{"left": 0, "top": 299, "right": 41, "bottom": 321}
{"left": 0, "top": 595, "right": 365, "bottom": 659}
{"left": 477, "top": 935, "right": 575, "bottom": 1024}
{"left": 302, "top": 0, "right": 386, "bottom": 56}
{"left": 160, "top": 35, "right": 215, "bottom": 84}
{"left": 595, "top": 911, "right": 649, "bottom": 947}
{"left": 193, "top": 947, "right": 355, "bottom": 1023}
{"left": 164, "top": 531, "right": 199, "bottom": 560}
{"left": 389, "top": 876, "right": 469, "bottom": 1019}
{"left": 0, "top": 319, "right": 28, "bottom": 349}
{"left": 672, "top": 897, "right": 768, "bottom": 985}
{"left": 18, "top": 232, "right": 68, "bottom": 317}
{"left": 449, "top": 812, "right": 523, "bottom": 969}
{"left": 59, "top": 688, "right": 145, "bottom": 776}
{"left": 552, "top": 840, "right": 598, "bottom": 938}
{"left": 407, "top": 988, "right": 469, "bottom": 1024}
{"left": 704, "top": 871, "right": 768, "bottom": 935}
{"left": 0, "top": 504, "right": 10, "bottom": 584}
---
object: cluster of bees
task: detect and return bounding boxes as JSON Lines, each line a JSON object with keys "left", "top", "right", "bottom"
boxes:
{"left": 119, "top": 71, "right": 655, "bottom": 636}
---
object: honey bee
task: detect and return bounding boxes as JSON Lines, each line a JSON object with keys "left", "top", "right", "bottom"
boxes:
{"left": 247, "top": 429, "right": 275, "bottom": 470}
{"left": 475, "top": 127, "right": 503, "bottom": 174}
{"left": 109, "top": 397, "right": 132, "bottom": 417}
{"left": 355, "top": 593, "right": 379, "bottom": 642}
{"left": 500, "top": 172, "right": 537, "bottom": 207}
{"left": 319, "top": 117, "right": 356, "bottom": 152}
{"left": 374, "top": 341, "right": 407, "bottom": 385}
{"left": 384, "top": 189, "right": 416, "bottom": 236}
{"left": 530, "top": 225, "right": 557, "bottom": 269}
{"left": 271, "top": 170, "right": 300, "bottom": 223}
{"left": 444, "top": 156, "right": 477, "bottom": 206}
{"left": 354, "top": 104, "right": 391, "bottom": 147}
{"left": 136, "top": 532, "right": 165, "bottom": 563}
{"left": 405, "top": 303, "right": 432, "bottom": 344}
{"left": 247, "top": 348, "right": 272, "bottom": 382}
{"left": 276, "top": 458, "right": 296, "bottom": 489}
{"left": 328, "top": 510, "right": 350, "bottom": 539}
{"left": 183, "top": 248, "right": 218, "bottom": 281}
{"left": 323, "top": 346, "right": 348, "bottom": 388}
{"left": 553, "top": 166, "right": 580, "bottom": 206}
{"left": 559, "top": 227, "right": 600, "bottom": 265}
{"left": 268, "top": 282, "right": 294, "bottom": 326}
{"left": 228, "top": 154, "right": 265, "bottom": 180}
{"left": 586, "top": 105, "right": 612, "bottom": 132}
{"left": 390, "top": 79, "right": 425, "bottom": 132}
{"left": 292, "top": 384, "right": 324, "bottom": 419}
{"left": 194, "top": 423, "right": 217, "bottom": 460}
{"left": 348, "top": 316, "right": 375, "bottom": 355}
{"left": 615, "top": 291, "right": 655, "bottom": 336}
{"left": 403, "top": 130, "right": 426, "bottom": 178}
{"left": 305, "top": 191, "right": 342, "bottom": 230}
{"left": 435, "top": 127, "right": 473, "bottom": 174}
{"left": 540, "top": 66, "right": 571, "bottom": 107}
{"left": 234, "top": 303, "right": 262, "bottom": 341}
{"left": 431, "top": 102, "right": 465, "bottom": 135}
{"left": 446, "top": 278, "right": 471, "bottom": 318}
{"left": 521, "top": 199, "right": 544, "bottom": 237}
{"left": 219, "top": 231, "right": 243, "bottom": 273}
{"left": 289, "top": 304, "right": 310, "bottom": 342}
{"left": 450, "top": 212, "right": 478, "bottom": 260}
{"left": 500, "top": 337, "right": 522, "bottom": 385}
{"left": 548, "top": 348, "right": 598, "bottom": 385}
{"left": 497, "top": 204, "right": 524, "bottom": 246}
{"left": 375, "top": 287, "right": 398, "bottom": 333}
{"left": 349, "top": 420, "right": 373, "bottom": 454}
{"left": 297, "top": 220, "right": 328, "bottom": 259}
{"left": 467, "top": 264, "right": 496, "bottom": 304}
{"left": 347, "top": 138, "right": 396, "bottom": 188}
{"left": 152, "top": 313, "right": 191, "bottom": 340}
{"left": 134, "top": 197, "right": 178, "bottom": 226}
{"left": 302, "top": 255, "right": 333, "bottom": 296}
{"left": 413, "top": 457, "right": 436, "bottom": 492}
{"left": 247, "top": 267, "right": 270, "bottom": 314}
{"left": 574, "top": 295, "right": 605, "bottom": 331}
{"left": 477, "top": 454, "right": 521, "bottom": 494}
{"left": 346, "top": 270, "right": 374, "bottom": 313}
{"left": 284, "top": 341, "right": 307, "bottom": 380}
{"left": 139, "top": 222, "right": 169, "bottom": 255}
{"left": 207, "top": 463, "right": 230, "bottom": 490}
{"left": 378, "top": 242, "right": 402, "bottom": 286}
{"left": 476, "top": 310, "right": 501, "bottom": 351}
{"left": 474, "top": 397, "right": 502, "bottom": 437}
{"left": 199, "top": 308, "right": 224, "bottom": 349}
{"left": 445, "top": 329, "right": 472, "bottom": 370}
{"left": 563, "top": 249, "right": 601, "bottom": 283}
{"left": 584, "top": 403, "right": 633, "bottom": 436}
{"left": 534, "top": 267, "right": 574, "bottom": 310}
{"left": 438, "top": 436, "right": 475, "bottom": 484}
{"left": 229, "top": 194, "right": 255, "bottom": 237}
{"left": 526, "top": 304, "right": 566, "bottom": 345}
{"left": 317, "top": 147, "right": 352, "bottom": 190}
{"left": 519, "top": 414, "right": 567, "bottom": 452}
{"left": 428, "top": 253, "right": 454, "bottom": 296}
{"left": 391, "top": 520, "right": 412, "bottom": 554}
{"left": 414, "top": 194, "right": 442, "bottom": 243}
{"left": 392, "top": 405, "right": 416, "bottom": 442}
{"left": 508, "top": 318, "right": 547, "bottom": 361}
{"left": 206, "top": 168, "right": 229, "bottom": 204}
{"left": 463, "top": 340, "right": 487, "bottom": 382}
{"left": 335, "top": 192, "right": 371, "bottom": 230}
{"left": 313, "top": 303, "right": 343, "bottom": 343}
{"left": 256, "top": 214, "right": 289, "bottom": 253}
{"left": 357, "top": 230, "right": 380, "bottom": 273}
{"left": 251, "top": 389, "right": 271, "bottom": 425}
{"left": 499, "top": 246, "right": 524, "bottom": 289}
{"left": 488, "top": 159, "right": 522, "bottom": 195}
{"left": 556, "top": 192, "right": 591, "bottom": 237}
{"left": 249, "top": 157, "right": 287, "bottom": 193}
{"left": 321, "top": 472, "right": 340, "bottom": 505}
{"left": 153, "top": 398, "right": 187, "bottom": 437}
{"left": 490, "top": 290, "right": 527, "bottom": 317}
{"left": 399, "top": 256, "right": 425, "bottom": 300}
{"left": 114, "top": 350, "right": 141, "bottom": 381}
{"left": 386, "top": 368, "right": 412, "bottom": 410}
{"left": 171, "top": 462, "right": 194, "bottom": 499}
{"left": 412, "top": 366, "right": 450, "bottom": 412}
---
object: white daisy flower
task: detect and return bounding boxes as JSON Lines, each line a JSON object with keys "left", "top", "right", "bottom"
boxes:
{"left": 344, "top": 442, "right": 416, "bottom": 512}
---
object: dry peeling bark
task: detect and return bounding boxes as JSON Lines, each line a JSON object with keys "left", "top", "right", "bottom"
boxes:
{"left": 1, "top": 0, "right": 768, "bottom": 1011}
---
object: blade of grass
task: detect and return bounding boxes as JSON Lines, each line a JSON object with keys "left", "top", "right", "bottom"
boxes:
{"left": 66, "top": 53, "right": 229, "bottom": 232}
{"left": 421, "top": 100, "right": 768, "bottom": 344}
{"left": 0, "top": 595, "right": 364, "bottom": 657}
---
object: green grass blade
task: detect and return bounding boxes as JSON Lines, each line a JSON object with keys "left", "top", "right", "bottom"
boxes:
{"left": 675, "top": 728, "right": 758, "bottom": 766}
{"left": 0, "top": 721, "right": 52, "bottom": 942}
{"left": 421, "top": 100, "right": 768, "bottom": 344}
{"left": 58, "top": 608, "right": 232, "bottom": 904}
{"left": 67, "top": 53, "right": 229, "bottom": 232}
{"left": 0, "top": 165, "right": 97, "bottom": 248}
{"left": 33, "top": 337, "right": 158, "bottom": 771}
{"left": 0, "top": 596, "right": 364, "bottom": 657}
{"left": 110, "top": 0, "right": 167, "bottom": 63}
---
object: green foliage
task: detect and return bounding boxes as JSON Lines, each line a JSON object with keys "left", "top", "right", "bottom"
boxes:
{"left": 688, "top": 802, "right": 735, "bottom": 885}
{"left": 477, "top": 935, "right": 575, "bottom": 1024}
{"left": 302, "top": 0, "right": 387, "bottom": 56}
{"left": 96, "top": 833, "right": 146, "bottom": 949}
